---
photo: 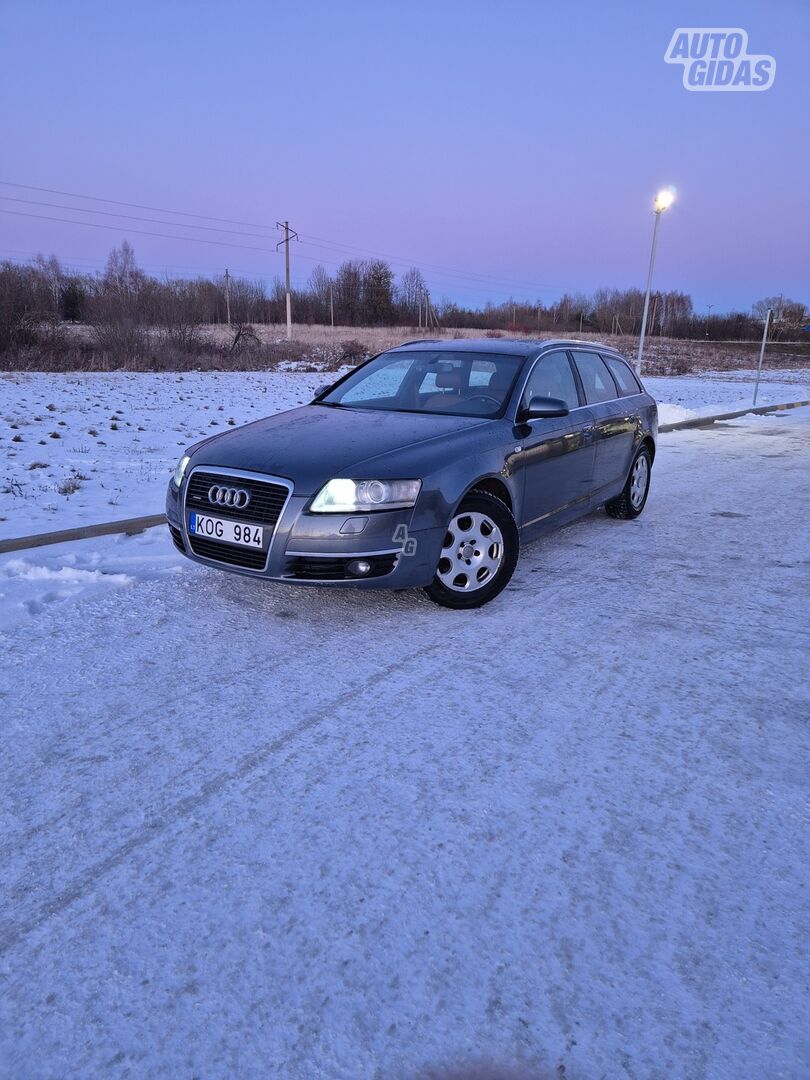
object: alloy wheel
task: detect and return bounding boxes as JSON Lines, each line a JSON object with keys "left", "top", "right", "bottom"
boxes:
{"left": 436, "top": 511, "right": 504, "bottom": 593}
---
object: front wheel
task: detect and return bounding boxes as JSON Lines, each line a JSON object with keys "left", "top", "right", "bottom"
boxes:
{"left": 605, "top": 445, "right": 652, "bottom": 519}
{"left": 423, "top": 489, "right": 519, "bottom": 609}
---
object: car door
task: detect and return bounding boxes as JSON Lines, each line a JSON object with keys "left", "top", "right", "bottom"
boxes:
{"left": 514, "top": 350, "right": 598, "bottom": 528}
{"left": 569, "top": 349, "right": 635, "bottom": 494}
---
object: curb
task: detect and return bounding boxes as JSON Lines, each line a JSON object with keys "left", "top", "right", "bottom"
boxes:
{"left": 0, "top": 514, "right": 166, "bottom": 555}
{"left": 659, "top": 398, "right": 810, "bottom": 432}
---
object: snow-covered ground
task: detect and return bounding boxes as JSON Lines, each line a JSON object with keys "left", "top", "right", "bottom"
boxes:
{"left": 1, "top": 394, "right": 808, "bottom": 1077}
{"left": 1, "top": 367, "right": 808, "bottom": 541}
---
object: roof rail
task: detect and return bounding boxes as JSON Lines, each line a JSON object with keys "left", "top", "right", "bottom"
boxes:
{"left": 396, "top": 338, "right": 442, "bottom": 347}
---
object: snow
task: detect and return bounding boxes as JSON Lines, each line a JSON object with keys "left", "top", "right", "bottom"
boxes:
{"left": 1, "top": 367, "right": 808, "bottom": 541}
{"left": 1, "top": 386, "right": 808, "bottom": 1077}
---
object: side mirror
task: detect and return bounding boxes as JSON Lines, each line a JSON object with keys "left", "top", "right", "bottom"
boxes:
{"left": 520, "top": 396, "right": 570, "bottom": 421}
{"left": 313, "top": 383, "right": 331, "bottom": 398}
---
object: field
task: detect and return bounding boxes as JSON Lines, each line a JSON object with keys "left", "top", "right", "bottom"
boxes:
{"left": 5, "top": 322, "right": 810, "bottom": 376}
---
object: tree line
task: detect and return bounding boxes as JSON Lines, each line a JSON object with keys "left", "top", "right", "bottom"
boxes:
{"left": 1, "top": 242, "right": 807, "bottom": 361}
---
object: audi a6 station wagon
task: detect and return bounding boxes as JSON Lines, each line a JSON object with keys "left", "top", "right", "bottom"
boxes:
{"left": 166, "top": 339, "right": 657, "bottom": 608}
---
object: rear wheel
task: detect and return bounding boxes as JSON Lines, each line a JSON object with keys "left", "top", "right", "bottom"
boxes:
{"left": 605, "top": 445, "right": 652, "bottom": 519}
{"left": 423, "top": 490, "right": 519, "bottom": 609}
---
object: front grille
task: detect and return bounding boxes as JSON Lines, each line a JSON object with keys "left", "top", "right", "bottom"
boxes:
{"left": 185, "top": 471, "right": 289, "bottom": 526}
{"left": 187, "top": 534, "right": 267, "bottom": 570}
{"left": 184, "top": 470, "right": 291, "bottom": 571}
{"left": 285, "top": 554, "right": 398, "bottom": 581}
{"left": 168, "top": 523, "right": 185, "bottom": 552}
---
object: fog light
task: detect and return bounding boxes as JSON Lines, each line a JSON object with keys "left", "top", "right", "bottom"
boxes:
{"left": 348, "top": 559, "right": 372, "bottom": 577}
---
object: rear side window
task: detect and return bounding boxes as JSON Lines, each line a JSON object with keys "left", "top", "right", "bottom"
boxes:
{"left": 522, "top": 351, "right": 580, "bottom": 411}
{"left": 570, "top": 350, "right": 617, "bottom": 404}
{"left": 602, "top": 354, "right": 642, "bottom": 396}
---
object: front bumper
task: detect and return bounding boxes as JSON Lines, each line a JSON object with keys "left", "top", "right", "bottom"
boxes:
{"left": 166, "top": 472, "right": 444, "bottom": 589}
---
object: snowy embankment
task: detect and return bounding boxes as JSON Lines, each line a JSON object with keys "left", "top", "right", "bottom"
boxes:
{"left": 1, "top": 367, "right": 808, "bottom": 545}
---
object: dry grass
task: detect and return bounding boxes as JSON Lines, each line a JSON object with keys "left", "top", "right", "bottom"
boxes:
{"left": 2, "top": 322, "right": 808, "bottom": 374}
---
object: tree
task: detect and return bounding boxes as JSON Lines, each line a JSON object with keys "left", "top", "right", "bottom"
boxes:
{"left": 363, "top": 260, "right": 394, "bottom": 325}
{"left": 103, "top": 240, "right": 144, "bottom": 295}
{"left": 334, "top": 260, "right": 364, "bottom": 325}
{"left": 33, "top": 254, "right": 64, "bottom": 316}
{"left": 753, "top": 295, "right": 807, "bottom": 338}
{"left": 60, "top": 278, "right": 86, "bottom": 322}
{"left": 398, "top": 267, "right": 427, "bottom": 321}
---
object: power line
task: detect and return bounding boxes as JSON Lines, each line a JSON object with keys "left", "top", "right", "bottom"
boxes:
{"left": 296, "top": 233, "right": 560, "bottom": 294}
{"left": 0, "top": 180, "right": 280, "bottom": 232}
{"left": 0, "top": 178, "right": 562, "bottom": 296}
{"left": 0, "top": 247, "right": 276, "bottom": 280}
{"left": 0, "top": 208, "right": 283, "bottom": 255}
{"left": 0, "top": 195, "right": 283, "bottom": 241}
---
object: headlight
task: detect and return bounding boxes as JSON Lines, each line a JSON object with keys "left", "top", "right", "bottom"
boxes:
{"left": 172, "top": 455, "right": 191, "bottom": 488}
{"left": 310, "top": 478, "right": 421, "bottom": 513}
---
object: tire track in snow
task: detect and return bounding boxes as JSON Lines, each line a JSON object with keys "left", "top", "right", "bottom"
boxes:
{"left": 0, "top": 637, "right": 443, "bottom": 955}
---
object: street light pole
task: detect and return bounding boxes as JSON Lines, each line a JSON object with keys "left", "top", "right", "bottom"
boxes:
{"left": 636, "top": 189, "right": 674, "bottom": 374}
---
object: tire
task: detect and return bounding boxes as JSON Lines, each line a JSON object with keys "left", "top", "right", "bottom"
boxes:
{"left": 423, "top": 489, "right": 519, "bottom": 609}
{"left": 605, "top": 445, "right": 652, "bottom": 519}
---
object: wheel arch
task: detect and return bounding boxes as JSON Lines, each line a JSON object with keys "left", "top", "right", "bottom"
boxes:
{"left": 462, "top": 474, "right": 513, "bottom": 513}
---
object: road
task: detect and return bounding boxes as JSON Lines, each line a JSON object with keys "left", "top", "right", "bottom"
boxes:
{"left": 1, "top": 413, "right": 809, "bottom": 1079}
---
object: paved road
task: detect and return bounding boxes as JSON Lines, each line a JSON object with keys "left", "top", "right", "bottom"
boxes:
{"left": 2, "top": 415, "right": 809, "bottom": 1079}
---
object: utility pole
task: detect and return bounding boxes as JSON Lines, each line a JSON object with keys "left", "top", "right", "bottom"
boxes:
{"left": 418, "top": 290, "right": 422, "bottom": 330}
{"left": 329, "top": 284, "right": 334, "bottom": 328}
{"left": 276, "top": 221, "right": 298, "bottom": 340}
{"left": 224, "top": 268, "right": 231, "bottom": 326}
{"left": 424, "top": 289, "right": 438, "bottom": 330}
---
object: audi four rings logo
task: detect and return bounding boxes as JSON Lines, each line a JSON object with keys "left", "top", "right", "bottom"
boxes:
{"left": 208, "top": 485, "right": 251, "bottom": 509}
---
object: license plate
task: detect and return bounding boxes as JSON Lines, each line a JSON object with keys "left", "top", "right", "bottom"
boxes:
{"left": 188, "top": 512, "right": 264, "bottom": 548}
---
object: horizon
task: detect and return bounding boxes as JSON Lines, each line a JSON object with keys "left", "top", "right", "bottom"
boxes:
{"left": 1, "top": 0, "right": 807, "bottom": 313}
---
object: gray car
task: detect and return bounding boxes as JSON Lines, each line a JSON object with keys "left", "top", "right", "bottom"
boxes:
{"left": 166, "top": 338, "right": 657, "bottom": 608}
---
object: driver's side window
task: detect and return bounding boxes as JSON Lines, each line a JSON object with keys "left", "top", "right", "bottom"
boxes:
{"left": 339, "top": 358, "right": 411, "bottom": 403}
{"left": 522, "top": 351, "right": 580, "bottom": 411}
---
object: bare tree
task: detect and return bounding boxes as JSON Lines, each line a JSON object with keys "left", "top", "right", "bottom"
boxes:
{"left": 398, "top": 267, "right": 427, "bottom": 321}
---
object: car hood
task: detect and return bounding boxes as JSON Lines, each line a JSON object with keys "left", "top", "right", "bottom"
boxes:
{"left": 189, "top": 404, "right": 490, "bottom": 493}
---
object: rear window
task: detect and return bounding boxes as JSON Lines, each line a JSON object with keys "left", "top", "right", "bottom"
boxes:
{"left": 570, "top": 350, "right": 617, "bottom": 404}
{"left": 602, "top": 354, "right": 642, "bottom": 396}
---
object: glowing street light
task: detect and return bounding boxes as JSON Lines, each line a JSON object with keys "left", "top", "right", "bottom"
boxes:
{"left": 636, "top": 188, "right": 676, "bottom": 373}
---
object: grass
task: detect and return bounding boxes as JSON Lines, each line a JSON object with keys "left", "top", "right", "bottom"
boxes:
{"left": 56, "top": 469, "right": 89, "bottom": 496}
{"left": 1, "top": 322, "right": 808, "bottom": 375}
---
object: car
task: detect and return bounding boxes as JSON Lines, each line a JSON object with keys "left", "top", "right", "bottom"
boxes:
{"left": 166, "top": 338, "right": 658, "bottom": 608}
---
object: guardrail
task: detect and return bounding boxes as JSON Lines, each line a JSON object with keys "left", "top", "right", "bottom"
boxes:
{"left": 1, "top": 397, "right": 808, "bottom": 556}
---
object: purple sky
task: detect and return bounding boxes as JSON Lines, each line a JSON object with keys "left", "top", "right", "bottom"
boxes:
{"left": 1, "top": 0, "right": 808, "bottom": 312}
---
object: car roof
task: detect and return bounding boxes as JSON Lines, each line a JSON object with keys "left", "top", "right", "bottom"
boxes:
{"left": 391, "top": 337, "right": 624, "bottom": 357}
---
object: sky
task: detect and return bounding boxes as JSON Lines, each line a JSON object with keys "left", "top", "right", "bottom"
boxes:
{"left": 1, "top": 0, "right": 808, "bottom": 313}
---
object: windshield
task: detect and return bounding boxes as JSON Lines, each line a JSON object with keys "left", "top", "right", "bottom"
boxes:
{"left": 318, "top": 350, "right": 525, "bottom": 418}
